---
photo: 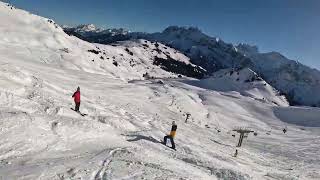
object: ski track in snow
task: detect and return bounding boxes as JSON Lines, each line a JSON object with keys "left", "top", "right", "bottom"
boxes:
{"left": 92, "top": 148, "right": 125, "bottom": 180}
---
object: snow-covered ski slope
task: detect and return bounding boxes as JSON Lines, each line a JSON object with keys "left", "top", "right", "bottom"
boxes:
{"left": 0, "top": 2, "right": 319, "bottom": 179}
{"left": 0, "top": 3, "right": 198, "bottom": 81}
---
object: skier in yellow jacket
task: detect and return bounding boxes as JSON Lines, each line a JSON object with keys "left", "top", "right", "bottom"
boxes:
{"left": 163, "top": 121, "right": 177, "bottom": 150}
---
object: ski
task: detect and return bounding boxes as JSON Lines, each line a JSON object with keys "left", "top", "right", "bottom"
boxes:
{"left": 160, "top": 140, "right": 177, "bottom": 151}
{"left": 70, "top": 108, "right": 88, "bottom": 116}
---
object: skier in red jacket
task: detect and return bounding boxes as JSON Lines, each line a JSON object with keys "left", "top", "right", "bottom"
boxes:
{"left": 72, "top": 87, "right": 81, "bottom": 112}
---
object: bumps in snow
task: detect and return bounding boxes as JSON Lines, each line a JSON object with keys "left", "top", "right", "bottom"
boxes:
{"left": 59, "top": 48, "right": 69, "bottom": 53}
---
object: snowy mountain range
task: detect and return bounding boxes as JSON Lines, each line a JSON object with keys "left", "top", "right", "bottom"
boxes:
{"left": 64, "top": 24, "right": 130, "bottom": 44}
{"left": 65, "top": 24, "right": 130, "bottom": 36}
{"left": 1, "top": 2, "right": 320, "bottom": 179}
{"left": 64, "top": 25, "right": 320, "bottom": 107}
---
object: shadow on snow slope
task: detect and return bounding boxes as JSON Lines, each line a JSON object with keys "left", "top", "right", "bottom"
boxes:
{"left": 273, "top": 106, "right": 320, "bottom": 127}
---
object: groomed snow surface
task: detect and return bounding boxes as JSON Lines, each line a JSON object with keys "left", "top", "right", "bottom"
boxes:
{"left": 0, "top": 2, "right": 320, "bottom": 180}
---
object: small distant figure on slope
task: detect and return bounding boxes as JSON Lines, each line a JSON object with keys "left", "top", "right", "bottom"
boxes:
{"left": 72, "top": 86, "right": 81, "bottom": 112}
{"left": 233, "top": 149, "right": 238, "bottom": 157}
{"left": 283, "top": 128, "right": 287, "bottom": 134}
{"left": 163, "top": 121, "right": 177, "bottom": 150}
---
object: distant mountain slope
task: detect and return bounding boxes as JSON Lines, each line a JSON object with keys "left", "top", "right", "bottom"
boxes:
{"left": 237, "top": 44, "right": 320, "bottom": 107}
{"left": 137, "top": 26, "right": 254, "bottom": 73}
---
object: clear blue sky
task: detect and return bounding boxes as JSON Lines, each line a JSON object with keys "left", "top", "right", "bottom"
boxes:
{"left": 5, "top": 0, "right": 320, "bottom": 69}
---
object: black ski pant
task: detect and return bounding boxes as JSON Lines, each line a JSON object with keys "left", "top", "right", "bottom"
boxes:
{"left": 164, "top": 135, "right": 175, "bottom": 149}
{"left": 75, "top": 102, "right": 80, "bottom": 112}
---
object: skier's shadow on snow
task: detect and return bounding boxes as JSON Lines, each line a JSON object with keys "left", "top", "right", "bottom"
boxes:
{"left": 124, "top": 134, "right": 161, "bottom": 144}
